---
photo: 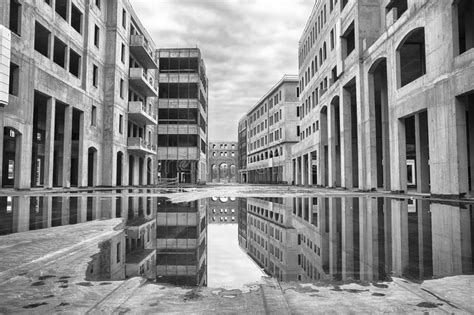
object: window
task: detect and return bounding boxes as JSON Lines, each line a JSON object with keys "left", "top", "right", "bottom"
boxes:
{"left": 386, "top": 0, "right": 407, "bottom": 20}
{"left": 116, "top": 242, "right": 121, "bottom": 263}
{"left": 397, "top": 28, "right": 426, "bottom": 87}
{"left": 119, "top": 114, "right": 123, "bottom": 134}
{"left": 71, "top": 4, "right": 82, "bottom": 34}
{"left": 55, "top": 0, "right": 68, "bottom": 21}
{"left": 121, "top": 43, "right": 125, "bottom": 63}
{"left": 92, "top": 64, "right": 98, "bottom": 87}
{"left": 9, "top": 63, "right": 19, "bottom": 96}
{"left": 53, "top": 37, "right": 67, "bottom": 68}
{"left": 95, "top": 0, "right": 101, "bottom": 9}
{"left": 69, "top": 49, "right": 81, "bottom": 77}
{"left": 341, "top": 0, "right": 348, "bottom": 10}
{"left": 91, "top": 106, "right": 97, "bottom": 126}
{"left": 9, "top": 0, "right": 21, "bottom": 36}
{"left": 342, "top": 22, "right": 355, "bottom": 58}
{"left": 44, "top": 0, "right": 51, "bottom": 5}
{"left": 122, "top": 9, "right": 127, "bottom": 28}
{"left": 455, "top": 0, "right": 474, "bottom": 55}
{"left": 330, "top": 29, "right": 335, "bottom": 50}
{"left": 120, "top": 79, "right": 125, "bottom": 98}
{"left": 34, "top": 22, "right": 50, "bottom": 57}
{"left": 94, "top": 25, "right": 100, "bottom": 47}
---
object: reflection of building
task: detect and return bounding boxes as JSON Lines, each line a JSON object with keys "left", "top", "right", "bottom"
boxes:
{"left": 292, "top": 0, "right": 474, "bottom": 197}
{"left": 208, "top": 196, "right": 238, "bottom": 223}
{"left": 208, "top": 142, "right": 238, "bottom": 183}
{"left": 237, "top": 198, "right": 248, "bottom": 249}
{"left": 237, "top": 117, "right": 248, "bottom": 183}
{"left": 157, "top": 48, "right": 208, "bottom": 184}
{"left": 244, "top": 75, "right": 299, "bottom": 184}
{"left": 156, "top": 199, "right": 207, "bottom": 286}
{"left": 0, "top": 0, "right": 158, "bottom": 189}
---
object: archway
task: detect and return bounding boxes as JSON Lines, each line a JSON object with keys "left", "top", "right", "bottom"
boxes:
{"left": 116, "top": 151, "right": 123, "bottom": 186}
{"left": 219, "top": 163, "right": 228, "bottom": 181}
{"left": 369, "top": 58, "right": 390, "bottom": 189}
{"left": 2, "top": 127, "right": 21, "bottom": 188}
{"left": 230, "top": 164, "right": 236, "bottom": 181}
{"left": 212, "top": 164, "right": 219, "bottom": 181}
{"left": 87, "top": 147, "right": 98, "bottom": 187}
{"left": 397, "top": 27, "right": 426, "bottom": 87}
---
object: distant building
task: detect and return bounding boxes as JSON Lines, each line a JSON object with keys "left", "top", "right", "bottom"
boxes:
{"left": 156, "top": 48, "right": 208, "bottom": 184}
{"left": 237, "top": 117, "right": 248, "bottom": 183}
{"left": 243, "top": 75, "right": 300, "bottom": 184}
{"left": 208, "top": 196, "right": 238, "bottom": 223}
{"left": 0, "top": 0, "right": 158, "bottom": 189}
{"left": 208, "top": 141, "right": 238, "bottom": 183}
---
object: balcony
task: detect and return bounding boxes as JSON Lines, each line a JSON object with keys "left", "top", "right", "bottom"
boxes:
{"left": 129, "top": 68, "right": 158, "bottom": 97}
{"left": 129, "top": 35, "right": 158, "bottom": 69}
{"left": 128, "top": 101, "right": 157, "bottom": 125}
{"left": 128, "top": 137, "right": 157, "bottom": 155}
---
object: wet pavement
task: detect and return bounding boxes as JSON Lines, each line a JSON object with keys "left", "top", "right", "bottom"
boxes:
{"left": 0, "top": 187, "right": 473, "bottom": 313}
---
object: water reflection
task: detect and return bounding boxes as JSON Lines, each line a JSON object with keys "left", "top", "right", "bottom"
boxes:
{"left": 239, "top": 197, "right": 474, "bottom": 282}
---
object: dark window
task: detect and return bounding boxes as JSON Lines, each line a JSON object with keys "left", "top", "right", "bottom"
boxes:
{"left": 91, "top": 106, "right": 97, "bottom": 126}
{"left": 330, "top": 29, "right": 335, "bottom": 50}
{"left": 159, "top": 83, "right": 198, "bottom": 99}
{"left": 120, "top": 79, "right": 124, "bottom": 98}
{"left": 122, "top": 9, "right": 126, "bottom": 28}
{"left": 53, "top": 37, "right": 67, "bottom": 68}
{"left": 158, "top": 108, "right": 198, "bottom": 124}
{"left": 456, "top": 0, "right": 474, "bottom": 55}
{"left": 69, "top": 49, "right": 81, "bottom": 77}
{"left": 9, "top": 0, "right": 21, "bottom": 36}
{"left": 159, "top": 57, "right": 199, "bottom": 73}
{"left": 398, "top": 28, "right": 426, "bottom": 87}
{"left": 9, "top": 62, "right": 19, "bottom": 96}
{"left": 121, "top": 43, "right": 125, "bottom": 63}
{"left": 116, "top": 242, "right": 121, "bottom": 263}
{"left": 94, "top": 25, "right": 100, "bottom": 47}
{"left": 95, "top": 0, "right": 101, "bottom": 9}
{"left": 92, "top": 64, "right": 98, "bottom": 87}
{"left": 386, "top": 0, "right": 407, "bottom": 20}
{"left": 157, "top": 134, "right": 198, "bottom": 147}
{"left": 34, "top": 22, "right": 50, "bottom": 57}
{"left": 342, "top": 22, "right": 355, "bottom": 58}
{"left": 341, "top": 0, "right": 348, "bottom": 10}
{"left": 119, "top": 114, "right": 123, "bottom": 134}
{"left": 55, "top": 0, "right": 68, "bottom": 20}
{"left": 71, "top": 4, "right": 82, "bottom": 34}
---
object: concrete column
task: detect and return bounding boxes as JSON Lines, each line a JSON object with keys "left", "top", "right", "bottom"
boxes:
{"left": 469, "top": 108, "right": 474, "bottom": 194}
{"left": 415, "top": 112, "right": 430, "bottom": 193}
{"left": 44, "top": 98, "right": 56, "bottom": 188}
{"left": 341, "top": 197, "right": 354, "bottom": 280}
{"left": 62, "top": 106, "right": 73, "bottom": 188}
{"left": 61, "top": 197, "right": 70, "bottom": 226}
{"left": 391, "top": 119, "right": 407, "bottom": 192}
{"left": 328, "top": 105, "right": 337, "bottom": 187}
{"left": 191, "top": 161, "right": 197, "bottom": 184}
{"left": 340, "top": 87, "right": 352, "bottom": 188}
{"left": 383, "top": 198, "right": 392, "bottom": 274}
{"left": 78, "top": 196, "right": 87, "bottom": 223}
{"left": 391, "top": 198, "right": 408, "bottom": 277}
{"left": 329, "top": 197, "right": 341, "bottom": 278}
{"left": 18, "top": 126, "right": 32, "bottom": 189}
{"left": 361, "top": 198, "right": 379, "bottom": 281}
{"left": 42, "top": 196, "right": 52, "bottom": 228}
{"left": 12, "top": 196, "right": 30, "bottom": 233}
{"left": 77, "top": 112, "right": 86, "bottom": 187}
{"left": 133, "top": 156, "right": 140, "bottom": 185}
{"left": 307, "top": 153, "right": 313, "bottom": 185}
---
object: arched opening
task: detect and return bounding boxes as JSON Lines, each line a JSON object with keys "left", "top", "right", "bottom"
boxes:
{"left": 369, "top": 58, "right": 391, "bottom": 189}
{"left": 139, "top": 157, "right": 144, "bottom": 185}
{"left": 2, "top": 127, "right": 21, "bottom": 188}
{"left": 87, "top": 147, "right": 98, "bottom": 187}
{"left": 219, "top": 163, "right": 228, "bottom": 182}
{"left": 212, "top": 164, "right": 219, "bottom": 181}
{"left": 129, "top": 155, "right": 135, "bottom": 186}
{"left": 230, "top": 165, "right": 236, "bottom": 181}
{"left": 116, "top": 151, "right": 123, "bottom": 186}
{"left": 397, "top": 27, "right": 426, "bottom": 88}
{"left": 320, "top": 106, "right": 329, "bottom": 186}
{"left": 330, "top": 96, "right": 341, "bottom": 187}
{"left": 147, "top": 158, "right": 152, "bottom": 185}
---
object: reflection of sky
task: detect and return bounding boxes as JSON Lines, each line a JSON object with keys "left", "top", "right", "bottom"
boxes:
{"left": 207, "top": 224, "right": 265, "bottom": 289}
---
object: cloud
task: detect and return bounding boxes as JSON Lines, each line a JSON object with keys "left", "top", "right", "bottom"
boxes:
{"left": 130, "top": 0, "right": 312, "bottom": 140}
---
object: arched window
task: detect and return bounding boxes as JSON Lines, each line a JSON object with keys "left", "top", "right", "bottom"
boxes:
{"left": 397, "top": 27, "right": 426, "bottom": 87}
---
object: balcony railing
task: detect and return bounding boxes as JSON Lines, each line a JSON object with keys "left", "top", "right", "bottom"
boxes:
{"left": 129, "top": 68, "right": 158, "bottom": 97}
{"left": 129, "top": 35, "right": 157, "bottom": 69}
{"left": 128, "top": 101, "right": 157, "bottom": 125}
{"left": 127, "top": 137, "right": 157, "bottom": 155}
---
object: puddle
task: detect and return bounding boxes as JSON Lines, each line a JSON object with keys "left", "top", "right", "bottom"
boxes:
{"left": 23, "top": 302, "right": 47, "bottom": 309}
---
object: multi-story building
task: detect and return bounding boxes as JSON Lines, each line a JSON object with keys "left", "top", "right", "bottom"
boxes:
{"left": 0, "top": 0, "right": 158, "bottom": 189}
{"left": 156, "top": 48, "right": 208, "bottom": 184}
{"left": 244, "top": 75, "right": 299, "bottom": 184}
{"left": 208, "top": 141, "right": 238, "bottom": 183}
{"left": 156, "top": 199, "right": 207, "bottom": 286}
{"left": 293, "top": 0, "right": 474, "bottom": 197}
{"left": 208, "top": 196, "right": 238, "bottom": 223}
{"left": 237, "top": 116, "right": 248, "bottom": 183}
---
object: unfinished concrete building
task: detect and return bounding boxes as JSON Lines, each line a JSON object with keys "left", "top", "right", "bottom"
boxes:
{"left": 293, "top": 0, "right": 474, "bottom": 197}
{"left": 157, "top": 48, "right": 208, "bottom": 184}
{"left": 0, "top": 0, "right": 158, "bottom": 189}
{"left": 244, "top": 75, "right": 300, "bottom": 184}
{"left": 208, "top": 141, "right": 238, "bottom": 183}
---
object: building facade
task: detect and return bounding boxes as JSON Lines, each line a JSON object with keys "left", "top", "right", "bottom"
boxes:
{"left": 208, "top": 196, "right": 238, "bottom": 223}
{"left": 293, "top": 0, "right": 474, "bottom": 197}
{"left": 208, "top": 141, "right": 238, "bottom": 183}
{"left": 156, "top": 48, "right": 208, "bottom": 184}
{"left": 237, "top": 116, "right": 247, "bottom": 183}
{"left": 0, "top": 0, "right": 158, "bottom": 189}
{"left": 243, "top": 75, "right": 300, "bottom": 184}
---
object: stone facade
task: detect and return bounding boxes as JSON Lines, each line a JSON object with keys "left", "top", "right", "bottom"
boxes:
{"left": 292, "top": 0, "right": 474, "bottom": 196}
{"left": 156, "top": 48, "right": 208, "bottom": 184}
{"left": 208, "top": 141, "right": 238, "bottom": 183}
{"left": 208, "top": 196, "right": 238, "bottom": 223}
{"left": 0, "top": 0, "right": 158, "bottom": 189}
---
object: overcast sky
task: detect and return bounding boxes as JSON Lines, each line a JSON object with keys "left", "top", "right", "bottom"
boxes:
{"left": 130, "top": 0, "right": 312, "bottom": 141}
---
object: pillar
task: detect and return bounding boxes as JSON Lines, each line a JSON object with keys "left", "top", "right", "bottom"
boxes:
{"left": 328, "top": 105, "right": 337, "bottom": 187}
{"left": 77, "top": 111, "right": 86, "bottom": 187}
{"left": 12, "top": 196, "right": 30, "bottom": 232}
{"left": 341, "top": 197, "right": 354, "bottom": 280}
{"left": 340, "top": 88, "right": 352, "bottom": 188}
{"left": 42, "top": 196, "right": 53, "bottom": 228}
{"left": 44, "top": 98, "right": 56, "bottom": 188}
{"left": 307, "top": 153, "right": 313, "bottom": 185}
{"left": 391, "top": 198, "right": 408, "bottom": 276}
{"left": 329, "top": 197, "right": 341, "bottom": 279}
{"left": 415, "top": 112, "right": 429, "bottom": 193}
{"left": 62, "top": 106, "right": 72, "bottom": 188}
